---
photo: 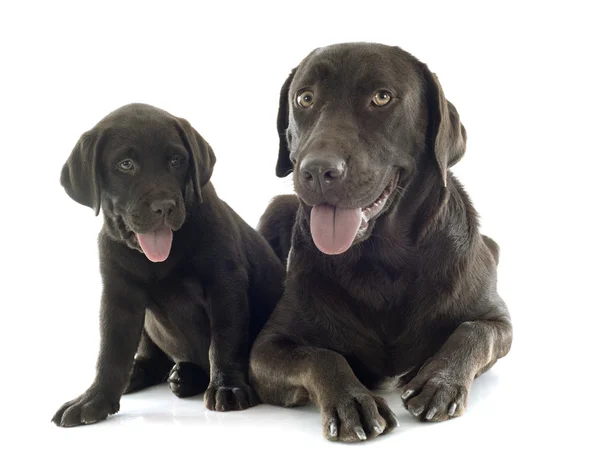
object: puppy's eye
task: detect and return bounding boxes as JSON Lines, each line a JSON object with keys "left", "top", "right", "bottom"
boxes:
{"left": 372, "top": 90, "right": 392, "bottom": 107}
{"left": 170, "top": 155, "right": 183, "bottom": 167}
{"left": 296, "top": 90, "right": 315, "bottom": 108}
{"left": 117, "top": 159, "right": 134, "bottom": 171}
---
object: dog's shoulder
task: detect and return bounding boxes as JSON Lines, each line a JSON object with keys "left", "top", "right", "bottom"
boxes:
{"left": 257, "top": 194, "right": 299, "bottom": 265}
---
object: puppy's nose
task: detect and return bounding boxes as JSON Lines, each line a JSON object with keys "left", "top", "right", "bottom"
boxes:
{"left": 150, "top": 199, "right": 176, "bottom": 216}
{"left": 300, "top": 154, "right": 347, "bottom": 192}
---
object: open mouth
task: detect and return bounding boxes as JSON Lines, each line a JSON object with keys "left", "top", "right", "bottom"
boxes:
{"left": 309, "top": 171, "right": 399, "bottom": 255}
{"left": 359, "top": 171, "right": 399, "bottom": 233}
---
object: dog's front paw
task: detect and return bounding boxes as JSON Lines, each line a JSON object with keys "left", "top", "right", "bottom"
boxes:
{"left": 204, "top": 381, "right": 259, "bottom": 411}
{"left": 51, "top": 389, "right": 119, "bottom": 427}
{"left": 321, "top": 389, "right": 399, "bottom": 443}
{"left": 168, "top": 362, "right": 209, "bottom": 398}
{"left": 400, "top": 363, "right": 471, "bottom": 422}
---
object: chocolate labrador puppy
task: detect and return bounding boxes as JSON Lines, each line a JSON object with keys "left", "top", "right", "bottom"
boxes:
{"left": 250, "top": 43, "right": 512, "bottom": 442}
{"left": 52, "top": 103, "right": 284, "bottom": 427}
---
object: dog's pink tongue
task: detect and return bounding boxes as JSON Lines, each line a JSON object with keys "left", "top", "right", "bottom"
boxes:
{"left": 136, "top": 227, "right": 173, "bottom": 263}
{"left": 310, "top": 205, "right": 362, "bottom": 255}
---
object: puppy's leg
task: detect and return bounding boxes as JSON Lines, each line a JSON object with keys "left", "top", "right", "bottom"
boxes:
{"left": 52, "top": 283, "right": 146, "bottom": 427}
{"left": 203, "top": 270, "right": 258, "bottom": 411}
{"left": 250, "top": 337, "right": 399, "bottom": 443}
{"left": 168, "top": 362, "right": 210, "bottom": 398}
{"left": 124, "top": 328, "right": 173, "bottom": 394}
{"left": 400, "top": 316, "right": 512, "bottom": 422}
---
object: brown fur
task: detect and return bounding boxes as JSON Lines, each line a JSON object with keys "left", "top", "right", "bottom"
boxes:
{"left": 249, "top": 43, "right": 512, "bottom": 443}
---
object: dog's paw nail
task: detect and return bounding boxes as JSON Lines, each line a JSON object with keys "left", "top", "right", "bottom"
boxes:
{"left": 401, "top": 389, "right": 414, "bottom": 400}
{"left": 329, "top": 422, "right": 338, "bottom": 437}
{"left": 448, "top": 403, "right": 457, "bottom": 416}
{"left": 426, "top": 407, "right": 437, "bottom": 420}
{"left": 373, "top": 421, "right": 384, "bottom": 434}
{"left": 411, "top": 405, "right": 424, "bottom": 416}
{"left": 354, "top": 426, "right": 367, "bottom": 441}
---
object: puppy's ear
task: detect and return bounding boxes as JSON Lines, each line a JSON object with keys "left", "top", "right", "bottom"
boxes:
{"left": 276, "top": 68, "right": 297, "bottom": 178}
{"left": 422, "top": 66, "right": 467, "bottom": 187}
{"left": 176, "top": 118, "right": 216, "bottom": 202}
{"left": 60, "top": 131, "right": 102, "bottom": 215}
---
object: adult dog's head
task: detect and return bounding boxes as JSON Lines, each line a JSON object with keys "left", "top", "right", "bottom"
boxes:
{"left": 61, "top": 103, "right": 216, "bottom": 262}
{"left": 276, "top": 43, "right": 466, "bottom": 255}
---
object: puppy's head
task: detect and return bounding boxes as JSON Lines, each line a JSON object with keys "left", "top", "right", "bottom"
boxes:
{"left": 276, "top": 43, "right": 466, "bottom": 255}
{"left": 61, "top": 103, "right": 216, "bottom": 262}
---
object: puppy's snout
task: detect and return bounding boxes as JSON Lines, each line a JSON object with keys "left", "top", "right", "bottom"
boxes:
{"left": 300, "top": 154, "right": 347, "bottom": 192}
{"left": 150, "top": 199, "right": 177, "bottom": 217}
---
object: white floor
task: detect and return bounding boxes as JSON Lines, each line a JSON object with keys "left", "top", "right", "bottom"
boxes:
{"left": 12, "top": 356, "right": 588, "bottom": 463}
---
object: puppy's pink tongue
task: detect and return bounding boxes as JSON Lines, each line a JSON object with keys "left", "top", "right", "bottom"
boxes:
{"left": 310, "top": 205, "right": 362, "bottom": 255}
{"left": 136, "top": 226, "right": 173, "bottom": 262}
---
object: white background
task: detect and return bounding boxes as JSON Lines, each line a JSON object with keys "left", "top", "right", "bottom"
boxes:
{"left": 1, "top": 1, "right": 598, "bottom": 461}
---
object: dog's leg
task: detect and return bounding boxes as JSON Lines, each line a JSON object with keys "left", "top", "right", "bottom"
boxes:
{"left": 203, "top": 273, "right": 258, "bottom": 411}
{"left": 250, "top": 337, "right": 399, "bottom": 442}
{"left": 52, "top": 284, "right": 146, "bottom": 427}
{"left": 124, "top": 328, "right": 173, "bottom": 394}
{"left": 400, "top": 316, "right": 512, "bottom": 422}
{"left": 168, "top": 362, "right": 210, "bottom": 398}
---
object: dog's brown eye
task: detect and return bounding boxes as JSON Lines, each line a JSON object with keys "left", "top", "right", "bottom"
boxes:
{"left": 372, "top": 90, "right": 392, "bottom": 107}
{"left": 296, "top": 90, "right": 315, "bottom": 108}
{"left": 118, "top": 159, "right": 134, "bottom": 171}
{"left": 170, "top": 156, "right": 183, "bottom": 167}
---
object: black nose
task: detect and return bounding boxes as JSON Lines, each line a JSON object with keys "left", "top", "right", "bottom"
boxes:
{"left": 150, "top": 199, "right": 176, "bottom": 216}
{"left": 299, "top": 154, "right": 347, "bottom": 192}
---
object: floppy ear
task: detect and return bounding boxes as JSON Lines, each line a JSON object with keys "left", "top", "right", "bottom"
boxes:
{"left": 60, "top": 131, "right": 102, "bottom": 215}
{"left": 176, "top": 118, "right": 216, "bottom": 202}
{"left": 422, "top": 66, "right": 467, "bottom": 187}
{"left": 276, "top": 68, "right": 297, "bottom": 178}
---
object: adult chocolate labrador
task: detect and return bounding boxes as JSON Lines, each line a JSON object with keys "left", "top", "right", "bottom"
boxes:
{"left": 52, "top": 103, "right": 284, "bottom": 427}
{"left": 250, "top": 43, "right": 512, "bottom": 442}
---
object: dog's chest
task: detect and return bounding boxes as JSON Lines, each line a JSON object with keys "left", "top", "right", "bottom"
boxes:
{"left": 143, "top": 274, "right": 211, "bottom": 364}
{"left": 338, "top": 259, "right": 415, "bottom": 312}
{"left": 349, "top": 317, "right": 451, "bottom": 380}
{"left": 335, "top": 265, "right": 456, "bottom": 377}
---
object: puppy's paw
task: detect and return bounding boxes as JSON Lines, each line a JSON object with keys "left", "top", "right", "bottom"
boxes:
{"left": 168, "top": 362, "right": 209, "bottom": 398}
{"left": 204, "top": 381, "right": 259, "bottom": 411}
{"left": 321, "top": 389, "right": 399, "bottom": 443}
{"left": 51, "top": 389, "right": 119, "bottom": 427}
{"left": 400, "top": 365, "right": 471, "bottom": 422}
